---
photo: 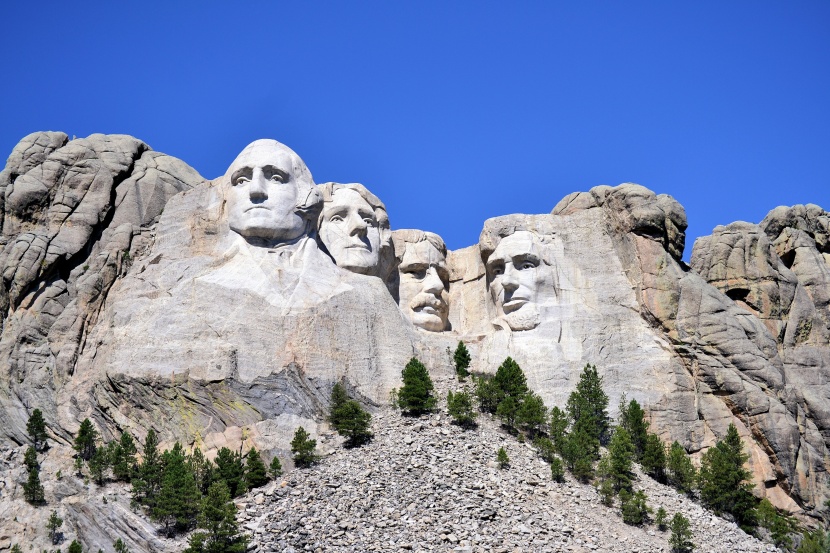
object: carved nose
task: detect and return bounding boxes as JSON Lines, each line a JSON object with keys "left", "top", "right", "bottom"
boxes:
{"left": 423, "top": 267, "right": 444, "bottom": 294}
{"left": 348, "top": 213, "right": 368, "bottom": 236}
{"left": 249, "top": 173, "right": 268, "bottom": 200}
{"left": 501, "top": 265, "right": 519, "bottom": 290}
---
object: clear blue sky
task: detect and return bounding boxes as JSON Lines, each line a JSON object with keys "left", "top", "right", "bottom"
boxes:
{"left": 2, "top": 2, "right": 828, "bottom": 260}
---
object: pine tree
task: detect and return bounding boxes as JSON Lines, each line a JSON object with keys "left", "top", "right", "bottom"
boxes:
{"left": 619, "top": 489, "right": 651, "bottom": 525}
{"left": 797, "top": 529, "right": 830, "bottom": 553}
{"left": 474, "top": 374, "right": 501, "bottom": 414}
{"left": 641, "top": 433, "right": 667, "bottom": 482}
{"left": 113, "top": 539, "right": 129, "bottom": 553}
{"left": 492, "top": 357, "right": 529, "bottom": 404}
{"left": 188, "top": 447, "right": 214, "bottom": 495}
{"left": 68, "top": 540, "right": 83, "bottom": 553}
{"left": 396, "top": 358, "right": 437, "bottom": 414}
{"left": 608, "top": 427, "right": 635, "bottom": 493}
{"left": 495, "top": 395, "right": 520, "bottom": 428}
{"left": 550, "top": 456, "right": 565, "bottom": 483}
{"left": 88, "top": 445, "right": 111, "bottom": 486}
{"left": 533, "top": 437, "right": 556, "bottom": 463}
{"left": 27, "top": 409, "right": 48, "bottom": 452}
{"left": 268, "top": 457, "right": 283, "bottom": 479}
{"left": 73, "top": 419, "right": 99, "bottom": 461}
{"left": 291, "top": 427, "right": 318, "bottom": 468}
{"left": 757, "top": 498, "right": 797, "bottom": 550}
{"left": 618, "top": 396, "right": 649, "bottom": 460}
{"left": 23, "top": 465, "right": 45, "bottom": 504}
{"left": 328, "top": 384, "right": 373, "bottom": 446}
{"left": 655, "top": 507, "right": 668, "bottom": 531}
{"left": 516, "top": 392, "right": 547, "bottom": 437}
{"left": 497, "top": 447, "right": 509, "bottom": 469}
{"left": 244, "top": 448, "right": 269, "bottom": 490}
{"left": 453, "top": 341, "right": 471, "bottom": 378}
{"left": 447, "top": 389, "right": 477, "bottom": 428}
{"left": 566, "top": 364, "right": 610, "bottom": 456}
{"left": 132, "top": 429, "right": 163, "bottom": 509}
{"left": 111, "top": 432, "right": 137, "bottom": 482}
{"left": 47, "top": 509, "right": 63, "bottom": 544}
{"left": 152, "top": 442, "right": 201, "bottom": 536}
{"left": 214, "top": 447, "right": 246, "bottom": 497}
{"left": 669, "top": 513, "right": 695, "bottom": 553}
{"left": 561, "top": 426, "right": 595, "bottom": 482}
{"left": 698, "top": 423, "right": 756, "bottom": 528}
{"left": 184, "top": 481, "right": 247, "bottom": 553}
{"left": 666, "top": 441, "right": 697, "bottom": 495}
{"left": 549, "top": 406, "right": 569, "bottom": 454}
{"left": 24, "top": 446, "right": 39, "bottom": 472}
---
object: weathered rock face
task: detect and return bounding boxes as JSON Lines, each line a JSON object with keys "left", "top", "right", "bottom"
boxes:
{"left": 1, "top": 134, "right": 829, "bottom": 549}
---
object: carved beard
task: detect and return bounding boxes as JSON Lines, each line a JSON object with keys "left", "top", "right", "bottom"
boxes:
{"left": 502, "top": 303, "right": 541, "bottom": 331}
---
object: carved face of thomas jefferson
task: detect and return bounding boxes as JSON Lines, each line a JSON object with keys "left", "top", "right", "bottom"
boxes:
{"left": 225, "top": 140, "right": 319, "bottom": 246}
{"left": 319, "top": 187, "right": 383, "bottom": 274}
{"left": 486, "top": 231, "right": 546, "bottom": 331}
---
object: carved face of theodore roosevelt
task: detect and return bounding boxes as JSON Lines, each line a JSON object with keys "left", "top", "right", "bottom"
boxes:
{"left": 486, "top": 231, "right": 546, "bottom": 331}
{"left": 225, "top": 140, "right": 320, "bottom": 246}
{"left": 393, "top": 230, "right": 449, "bottom": 332}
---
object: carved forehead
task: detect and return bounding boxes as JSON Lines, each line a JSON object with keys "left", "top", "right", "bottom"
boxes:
{"left": 488, "top": 231, "right": 541, "bottom": 261}
{"left": 226, "top": 139, "right": 309, "bottom": 179}
{"left": 400, "top": 240, "right": 446, "bottom": 268}
{"left": 325, "top": 188, "right": 373, "bottom": 212}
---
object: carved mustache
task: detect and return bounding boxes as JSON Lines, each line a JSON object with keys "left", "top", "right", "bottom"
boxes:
{"left": 410, "top": 294, "right": 448, "bottom": 314}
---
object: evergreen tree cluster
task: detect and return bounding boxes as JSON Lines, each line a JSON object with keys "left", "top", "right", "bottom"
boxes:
{"left": 475, "top": 357, "right": 548, "bottom": 437}
{"left": 127, "top": 429, "right": 275, "bottom": 540}
{"left": 453, "top": 341, "right": 471, "bottom": 379}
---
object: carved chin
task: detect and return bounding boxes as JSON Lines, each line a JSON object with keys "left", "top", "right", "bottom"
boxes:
{"left": 409, "top": 311, "right": 447, "bottom": 332}
{"left": 502, "top": 304, "right": 540, "bottom": 331}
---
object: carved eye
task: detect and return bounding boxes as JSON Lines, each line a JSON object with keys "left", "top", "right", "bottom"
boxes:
{"left": 519, "top": 261, "right": 536, "bottom": 270}
{"left": 405, "top": 269, "right": 427, "bottom": 280}
{"left": 491, "top": 266, "right": 504, "bottom": 276}
{"left": 363, "top": 217, "right": 376, "bottom": 226}
{"left": 234, "top": 176, "right": 249, "bottom": 186}
{"left": 329, "top": 215, "right": 344, "bottom": 223}
{"left": 270, "top": 174, "right": 284, "bottom": 182}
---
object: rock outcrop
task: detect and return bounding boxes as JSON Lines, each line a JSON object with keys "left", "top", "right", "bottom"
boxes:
{"left": 0, "top": 133, "right": 829, "bottom": 550}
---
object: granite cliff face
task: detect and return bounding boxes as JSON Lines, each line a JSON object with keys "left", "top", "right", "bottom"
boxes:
{"left": 0, "top": 132, "right": 829, "bottom": 548}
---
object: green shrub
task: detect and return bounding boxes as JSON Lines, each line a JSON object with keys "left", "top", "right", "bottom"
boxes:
{"left": 497, "top": 447, "right": 509, "bottom": 469}
{"left": 566, "top": 364, "right": 611, "bottom": 452}
{"left": 655, "top": 507, "right": 668, "bottom": 531}
{"left": 641, "top": 433, "right": 667, "bottom": 482}
{"left": 269, "top": 457, "right": 283, "bottom": 479}
{"left": 244, "top": 448, "right": 269, "bottom": 490}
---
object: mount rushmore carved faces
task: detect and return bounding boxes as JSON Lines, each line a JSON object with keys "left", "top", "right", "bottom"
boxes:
{"left": 484, "top": 230, "right": 552, "bottom": 331}
{"left": 317, "top": 183, "right": 392, "bottom": 277}
{"left": 392, "top": 230, "right": 450, "bottom": 332}
{"left": 225, "top": 139, "right": 321, "bottom": 246}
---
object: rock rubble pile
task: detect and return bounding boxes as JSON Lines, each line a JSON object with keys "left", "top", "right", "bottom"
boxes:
{"left": 239, "top": 376, "right": 780, "bottom": 553}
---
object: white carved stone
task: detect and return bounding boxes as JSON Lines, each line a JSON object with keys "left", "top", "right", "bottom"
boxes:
{"left": 392, "top": 229, "right": 450, "bottom": 332}
{"left": 317, "top": 182, "right": 393, "bottom": 280}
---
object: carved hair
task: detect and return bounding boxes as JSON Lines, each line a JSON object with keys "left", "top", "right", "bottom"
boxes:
{"left": 391, "top": 229, "right": 447, "bottom": 263}
{"left": 478, "top": 219, "right": 556, "bottom": 266}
